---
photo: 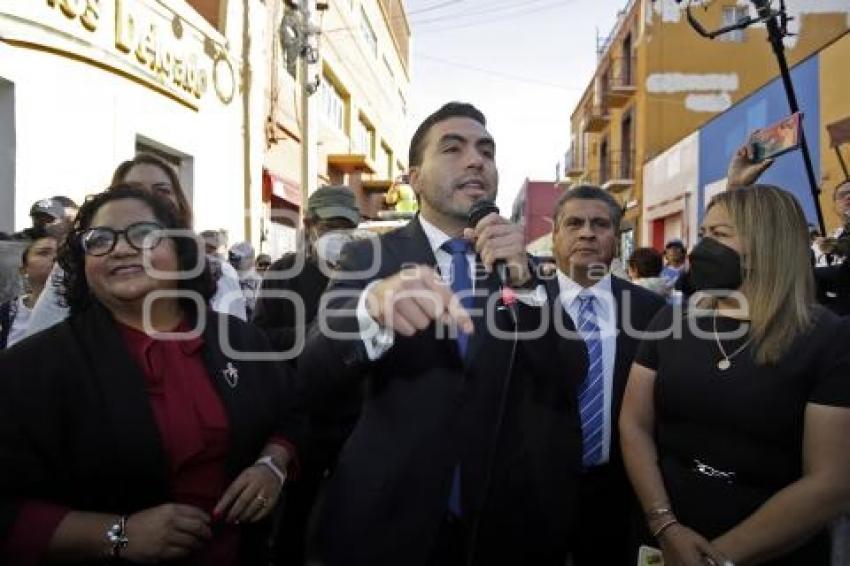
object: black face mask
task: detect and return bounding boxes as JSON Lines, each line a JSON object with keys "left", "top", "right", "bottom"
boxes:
{"left": 687, "top": 237, "right": 743, "bottom": 292}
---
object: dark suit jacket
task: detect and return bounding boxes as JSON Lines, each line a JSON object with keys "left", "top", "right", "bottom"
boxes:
{"left": 298, "top": 217, "right": 588, "bottom": 566}
{"left": 546, "top": 275, "right": 665, "bottom": 471}
{"left": 546, "top": 274, "right": 664, "bottom": 564}
{"left": 0, "top": 302, "right": 304, "bottom": 564}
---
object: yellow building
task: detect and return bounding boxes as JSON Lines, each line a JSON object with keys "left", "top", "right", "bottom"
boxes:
{"left": 262, "top": 0, "right": 412, "bottom": 257}
{"left": 565, "top": 0, "right": 850, "bottom": 249}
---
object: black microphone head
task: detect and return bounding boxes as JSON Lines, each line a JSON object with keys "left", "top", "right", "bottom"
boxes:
{"left": 468, "top": 199, "right": 500, "bottom": 228}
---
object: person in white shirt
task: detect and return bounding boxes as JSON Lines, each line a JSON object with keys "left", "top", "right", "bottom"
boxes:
{"left": 1, "top": 231, "right": 57, "bottom": 348}
{"left": 547, "top": 185, "right": 665, "bottom": 566}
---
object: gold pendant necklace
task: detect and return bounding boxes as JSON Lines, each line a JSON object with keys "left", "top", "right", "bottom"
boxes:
{"left": 712, "top": 310, "right": 752, "bottom": 371}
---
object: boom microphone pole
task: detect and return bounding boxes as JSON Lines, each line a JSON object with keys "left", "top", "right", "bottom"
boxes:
{"left": 674, "top": 0, "right": 827, "bottom": 235}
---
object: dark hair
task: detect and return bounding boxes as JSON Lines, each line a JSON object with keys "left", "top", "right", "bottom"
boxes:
{"left": 20, "top": 226, "right": 52, "bottom": 266}
{"left": 553, "top": 184, "right": 623, "bottom": 230}
{"left": 408, "top": 102, "right": 486, "bottom": 168}
{"left": 51, "top": 195, "right": 78, "bottom": 209}
{"left": 111, "top": 153, "right": 193, "bottom": 227}
{"left": 665, "top": 240, "right": 685, "bottom": 252}
{"left": 57, "top": 184, "right": 214, "bottom": 316}
{"left": 627, "top": 247, "right": 663, "bottom": 278}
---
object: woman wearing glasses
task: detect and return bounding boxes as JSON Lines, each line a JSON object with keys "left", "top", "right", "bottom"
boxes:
{"left": 24, "top": 153, "right": 246, "bottom": 340}
{"left": 0, "top": 185, "right": 303, "bottom": 565}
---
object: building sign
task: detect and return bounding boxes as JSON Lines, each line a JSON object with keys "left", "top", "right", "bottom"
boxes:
{"left": 1, "top": 0, "right": 218, "bottom": 108}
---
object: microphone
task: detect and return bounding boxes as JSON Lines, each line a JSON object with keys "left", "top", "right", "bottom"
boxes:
{"left": 468, "top": 199, "right": 508, "bottom": 287}
{"left": 468, "top": 199, "right": 518, "bottom": 309}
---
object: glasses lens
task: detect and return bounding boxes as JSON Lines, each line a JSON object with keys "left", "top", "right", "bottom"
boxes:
{"left": 82, "top": 228, "right": 116, "bottom": 256}
{"left": 127, "top": 222, "right": 164, "bottom": 250}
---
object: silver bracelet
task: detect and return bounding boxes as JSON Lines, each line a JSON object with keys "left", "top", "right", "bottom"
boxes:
{"left": 255, "top": 455, "right": 287, "bottom": 486}
{"left": 106, "top": 515, "right": 129, "bottom": 558}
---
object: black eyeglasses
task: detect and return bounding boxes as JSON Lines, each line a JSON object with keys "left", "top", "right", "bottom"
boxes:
{"left": 80, "top": 222, "right": 165, "bottom": 256}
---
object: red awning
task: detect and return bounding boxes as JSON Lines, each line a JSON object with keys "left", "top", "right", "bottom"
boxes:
{"left": 262, "top": 169, "right": 301, "bottom": 207}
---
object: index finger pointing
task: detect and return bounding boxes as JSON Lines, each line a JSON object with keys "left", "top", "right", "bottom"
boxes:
{"left": 420, "top": 273, "right": 473, "bottom": 334}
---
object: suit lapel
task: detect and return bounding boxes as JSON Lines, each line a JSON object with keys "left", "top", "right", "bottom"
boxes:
{"left": 70, "top": 304, "right": 169, "bottom": 496}
{"left": 610, "top": 277, "right": 628, "bottom": 391}
{"left": 385, "top": 215, "right": 439, "bottom": 270}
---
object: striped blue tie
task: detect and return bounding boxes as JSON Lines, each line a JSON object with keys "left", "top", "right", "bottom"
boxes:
{"left": 577, "top": 293, "right": 605, "bottom": 468}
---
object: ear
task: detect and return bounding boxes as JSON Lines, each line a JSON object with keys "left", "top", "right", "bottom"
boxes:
{"left": 408, "top": 166, "right": 422, "bottom": 196}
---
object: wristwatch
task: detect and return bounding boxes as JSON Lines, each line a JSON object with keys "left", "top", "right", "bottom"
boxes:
{"left": 106, "top": 515, "right": 129, "bottom": 558}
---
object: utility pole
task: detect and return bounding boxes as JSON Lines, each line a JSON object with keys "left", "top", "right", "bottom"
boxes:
{"left": 298, "top": 0, "right": 320, "bottom": 221}
{"left": 752, "top": 0, "right": 825, "bottom": 235}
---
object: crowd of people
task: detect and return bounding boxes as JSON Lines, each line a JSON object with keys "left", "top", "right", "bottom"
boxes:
{"left": 1, "top": 101, "right": 850, "bottom": 566}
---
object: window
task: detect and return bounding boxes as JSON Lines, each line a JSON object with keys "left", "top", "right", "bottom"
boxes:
{"left": 720, "top": 7, "right": 748, "bottom": 42}
{"left": 0, "top": 79, "right": 13, "bottom": 234}
{"left": 280, "top": 6, "right": 299, "bottom": 79}
{"left": 319, "top": 75, "right": 346, "bottom": 131}
{"left": 383, "top": 55, "right": 395, "bottom": 79}
{"left": 360, "top": 6, "right": 378, "bottom": 58}
{"left": 382, "top": 143, "right": 393, "bottom": 179}
{"left": 398, "top": 89, "right": 407, "bottom": 116}
{"left": 353, "top": 115, "right": 375, "bottom": 158}
{"left": 135, "top": 137, "right": 194, "bottom": 204}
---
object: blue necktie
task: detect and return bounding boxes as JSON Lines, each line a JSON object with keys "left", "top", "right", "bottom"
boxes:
{"left": 577, "top": 293, "right": 605, "bottom": 468}
{"left": 442, "top": 238, "right": 474, "bottom": 357}
{"left": 441, "top": 237, "right": 473, "bottom": 516}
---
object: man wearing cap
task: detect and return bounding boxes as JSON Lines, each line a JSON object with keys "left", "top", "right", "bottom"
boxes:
{"left": 228, "top": 241, "right": 263, "bottom": 318}
{"left": 253, "top": 184, "right": 362, "bottom": 566}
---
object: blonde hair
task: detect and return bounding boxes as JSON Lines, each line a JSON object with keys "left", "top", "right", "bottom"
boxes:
{"left": 707, "top": 186, "right": 815, "bottom": 364}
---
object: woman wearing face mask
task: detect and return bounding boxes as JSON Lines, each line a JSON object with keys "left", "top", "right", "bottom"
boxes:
{"left": 25, "top": 154, "right": 246, "bottom": 338}
{"left": 0, "top": 229, "right": 57, "bottom": 349}
{"left": 620, "top": 186, "right": 850, "bottom": 566}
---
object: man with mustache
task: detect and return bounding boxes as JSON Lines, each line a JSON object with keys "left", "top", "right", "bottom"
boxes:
{"left": 298, "top": 102, "right": 587, "bottom": 565}
{"left": 547, "top": 185, "right": 665, "bottom": 565}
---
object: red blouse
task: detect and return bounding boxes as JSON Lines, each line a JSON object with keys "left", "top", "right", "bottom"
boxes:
{"left": 4, "top": 322, "right": 245, "bottom": 565}
{"left": 118, "top": 321, "right": 240, "bottom": 565}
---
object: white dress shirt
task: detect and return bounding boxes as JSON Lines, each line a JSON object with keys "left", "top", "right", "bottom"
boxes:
{"left": 357, "top": 216, "right": 476, "bottom": 360}
{"left": 556, "top": 270, "right": 617, "bottom": 465}
{"left": 357, "top": 216, "right": 546, "bottom": 361}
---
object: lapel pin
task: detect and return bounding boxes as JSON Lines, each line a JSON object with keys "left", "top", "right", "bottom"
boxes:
{"left": 222, "top": 362, "right": 239, "bottom": 388}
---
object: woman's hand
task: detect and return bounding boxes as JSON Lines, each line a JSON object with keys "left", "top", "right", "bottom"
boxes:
{"left": 659, "top": 523, "right": 733, "bottom": 566}
{"left": 122, "top": 504, "right": 211, "bottom": 564}
{"left": 726, "top": 145, "right": 774, "bottom": 189}
{"left": 213, "top": 463, "right": 283, "bottom": 524}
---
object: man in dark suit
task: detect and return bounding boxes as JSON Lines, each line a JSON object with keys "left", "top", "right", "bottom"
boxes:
{"left": 252, "top": 185, "right": 362, "bottom": 565}
{"left": 547, "top": 185, "right": 665, "bottom": 566}
{"left": 297, "top": 102, "right": 587, "bottom": 566}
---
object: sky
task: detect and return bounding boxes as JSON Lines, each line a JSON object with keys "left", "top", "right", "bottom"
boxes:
{"left": 405, "top": 0, "right": 628, "bottom": 213}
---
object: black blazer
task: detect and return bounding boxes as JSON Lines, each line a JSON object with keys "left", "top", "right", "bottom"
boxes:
{"left": 0, "top": 302, "right": 304, "bottom": 564}
{"left": 298, "top": 217, "right": 588, "bottom": 566}
{"left": 546, "top": 274, "right": 665, "bottom": 472}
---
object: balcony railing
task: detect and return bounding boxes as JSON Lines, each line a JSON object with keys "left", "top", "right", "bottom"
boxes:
{"left": 564, "top": 148, "right": 585, "bottom": 177}
{"left": 603, "top": 56, "right": 637, "bottom": 108}
{"left": 582, "top": 104, "right": 610, "bottom": 133}
{"left": 601, "top": 149, "right": 636, "bottom": 191}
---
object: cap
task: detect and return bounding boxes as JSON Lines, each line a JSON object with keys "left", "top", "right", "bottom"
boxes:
{"left": 665, "top": 239, "right": 685, "bottom": 250}
{"left": 29, "top": 198, "right": 64, "bottom": 221}
{"left": 228, "top": 241, "right": 255, "bottom": 261}
{"left": 307, "top": 186, "right": 361, "bottom": 226}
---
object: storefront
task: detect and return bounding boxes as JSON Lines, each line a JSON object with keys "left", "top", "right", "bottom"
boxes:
{"left": 0, "top": 0, "right": 248, "bottom": 239}
{"left": 642, "top": 131, "right": 699, "bottom": 251}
